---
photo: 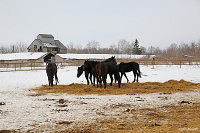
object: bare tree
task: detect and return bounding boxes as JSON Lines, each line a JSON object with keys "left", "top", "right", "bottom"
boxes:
{"left": 117, "top": 39, "right": 131, "bottom": 54}
{"left": 0, "top": 42, "right": 28, "bottom": 54}
{"left": 85, "top": 40, "right": 100, "bottom": 54}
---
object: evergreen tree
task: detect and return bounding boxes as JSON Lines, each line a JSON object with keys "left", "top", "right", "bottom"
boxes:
{"left": 132, "top": 39, "right": 141, "bottom": 54}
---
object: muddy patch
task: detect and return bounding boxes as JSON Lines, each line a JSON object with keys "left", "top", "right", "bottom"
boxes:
{"left": 0, "top": 102, "right": 5, "bottom": 105}
{"left": 28, "top": 93, "right": 46, "bottom": 97}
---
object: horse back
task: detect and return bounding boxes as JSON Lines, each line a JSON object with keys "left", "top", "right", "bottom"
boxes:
{"left": 106, "top": 62, "right": 118, "bottom": 74}
{"left": 119, "top": 62, "right": 132, "bottom": 72}
{"left": 46, "top": 63, "right": 57, "bottom": 74}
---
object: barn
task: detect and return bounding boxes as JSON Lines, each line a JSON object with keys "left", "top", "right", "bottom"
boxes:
{"left": 27, "top": 34, "right": 67, "bottom": 54}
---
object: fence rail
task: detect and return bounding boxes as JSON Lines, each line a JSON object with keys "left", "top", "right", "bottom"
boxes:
{"left": 0, "top": 62, "right": 68, "bottom": 71}
{"left": 0, "top": 59, "right": 200, "bottom": 71}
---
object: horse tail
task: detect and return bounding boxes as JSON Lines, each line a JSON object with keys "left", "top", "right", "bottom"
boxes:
{"left": 55, "top": 73, "right": 59, "bottom": 85}
{"left": 137, "top": 64, "right": 142, "bottom": 78}
{"left": 54, "top": 63, "right": 59, "bottom": 85}
{"left": 101, "top": 63, "right": 108, "bottom": 77}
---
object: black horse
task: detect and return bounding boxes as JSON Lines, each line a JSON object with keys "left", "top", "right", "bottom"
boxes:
{"left": 77, "top": 65, "right": 93, "bottom": 85}
{"left": 46, "top": 63, "right": 58, "bottom": 86}
{"left": 83, "top": 60, "right": 99, "bottom": 86}
{"left": 96, "top": 62, "right": 121, "bottom": 88}
{"left": 119, "top": 62, "right": 141, "bottom": 83}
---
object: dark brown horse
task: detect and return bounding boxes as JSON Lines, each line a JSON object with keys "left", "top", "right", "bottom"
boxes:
{"left": 46, "top": 63, "right": 58, "bottom": 86}
{"left": 96, "top": 62, "right": 121, "bottom": 88}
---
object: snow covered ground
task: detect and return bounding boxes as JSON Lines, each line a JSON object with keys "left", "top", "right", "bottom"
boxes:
{"left": 0, "top": 52, "right": 154, "bottom": 61}
{"left": 58, "top": 53, "right": 154, "bottom": 60}
{"left": 0, "top": 65, "right": 200, "bottom": 131}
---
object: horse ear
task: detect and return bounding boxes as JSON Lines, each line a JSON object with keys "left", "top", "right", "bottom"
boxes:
{"left": 114, "top": 56, "right": 115, "bottom": 58}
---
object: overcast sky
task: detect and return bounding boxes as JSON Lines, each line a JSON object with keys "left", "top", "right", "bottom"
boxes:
{"left": 0, "top": 0, "right": 200, "bottom": 49}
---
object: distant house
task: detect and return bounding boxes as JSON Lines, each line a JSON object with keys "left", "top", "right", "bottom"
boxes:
{"left": 28, "top": 34, "right": 67, "bottom": 54}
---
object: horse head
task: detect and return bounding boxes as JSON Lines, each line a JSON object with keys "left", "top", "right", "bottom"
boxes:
{"left": 107, "top": 56, "right": 117, "bottom": 64}
{"left": 77, "top": 65, "right": 84, "bottom": 78}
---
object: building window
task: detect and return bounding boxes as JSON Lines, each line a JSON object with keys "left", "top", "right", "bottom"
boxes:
{"left": 57, "top": 48, "right": 60, "bottom": 53}
{"left": 47, "top": 48, "right": 51, "bottom": 52}
{"left": 34, "top": 45, "right": 37, "bottom": 51}
{"left": 38, "top": 46, "right": 42, "bottom": 52}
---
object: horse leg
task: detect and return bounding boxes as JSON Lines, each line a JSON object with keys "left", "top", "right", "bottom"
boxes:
{"left": 89, "top": 73, "right": 93, "bottom": 84}
{"left": 85, "top": 72, "right": 89, "bottom": 85}
{"left": 124, "top": 73, "right": 129, "bottom": 83}
{"left": 50, "top": 76, "right": 53, "bottom": 86}
{"left": 136, "top": 71, "right": 139, "bottom": 82}
{"left": 48, "top": 78, "right": 51, "bottom": 86}
{"left": 120, "top": 72, "right": 124, "bottom": 81}
{"left": 114, "top": 74, "right": 117, "bottom": 83}
{"left": 132, "top": 71, "right": 136, "bottom": 82}
{"left": 109, "top": 74, "right": 113, "bottom": 86}
{"left": 48, "top": 76, "right": 50, "bottom": 86}
{"left": 99, "top": 77, "right": 102, "bottom": 88}
{"left": 96, "top": 76, "right": 99, "bottom": 87}
{"left": 116, "top": 72, "right": 121, "bottom": 88}
{"left": 102, "top": 75, "right": 107, "bottom": 88}
{"left": 93, "top": 74, "right": 96, "bottom": 86}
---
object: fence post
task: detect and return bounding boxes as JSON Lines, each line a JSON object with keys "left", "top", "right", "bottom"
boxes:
{"left": 152, "top": 57, "right": 155, "bottom": 69}
{"left": 15, "top": 63, "right": 16, "bottom": 71}
{"left": 61, "top": 62, "right": 63, "bottom": 69}
{"left": 180, "top": 61, "right": 181, "bottom": 68}
{"left": 31, "top": 63, "right": 32, "bottom": 70}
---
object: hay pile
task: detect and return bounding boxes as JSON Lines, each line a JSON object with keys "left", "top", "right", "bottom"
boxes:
{"left": 33, "top": 80, "right": 200, "bottom": 95}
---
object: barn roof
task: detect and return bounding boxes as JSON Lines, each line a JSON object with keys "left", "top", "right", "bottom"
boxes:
{"left": 55, "top": 40, "right": 67, "bottom": 49}
{"left": 0, "top": 52, "right": 52, "bottom": 61}
{"left": 38, "top": 34, "right": 54, "bottom": 38}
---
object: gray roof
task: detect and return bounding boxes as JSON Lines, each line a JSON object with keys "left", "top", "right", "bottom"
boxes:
{"left": 55, "top": 40, "right": 67, "bottom": 49}
{"left": 38, "top": 34, "right": 54, "bottom": 38}
{"left": 28, "top": 39, "right": 42, "bottom": 49}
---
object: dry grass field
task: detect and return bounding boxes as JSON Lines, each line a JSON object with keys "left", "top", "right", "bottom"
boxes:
{"left": 63, "top": 103, "right": 200, "bottom": 133}
{"left": 31, "top": 80, "right": 200, "bottom": 133}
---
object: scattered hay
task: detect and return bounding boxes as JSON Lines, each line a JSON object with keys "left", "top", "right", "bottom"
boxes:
{"left": 0, "top": 130, "right": 17, "bottom": 133}
{"left": 33, "top": 80, "right": 200, "bottom": 95}
{"left": 59, "top": 103, "right": 200, "bottom": 133}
